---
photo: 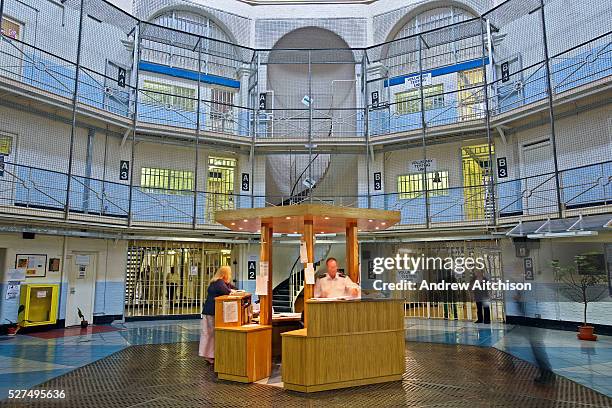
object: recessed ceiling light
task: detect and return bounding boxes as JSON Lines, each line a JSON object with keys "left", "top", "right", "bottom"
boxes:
{"left": 230, "top": 222, "right": 235, "bottom": 226}
{"left": 375, "top": 226, "right": 379, "bottom": 230}
{"left": 368, "top": 219, "right": 373, "bottom": 222}
{"left": 294, "top": 231, "right": 298, "bottom": 234}
{"left": 286, "top": 216, "right": 291, "bottom": 220}
{"left": 324, "top": 216, "right": 330, "bottom": 220}
{"left": 239, "top": 227, "right": 243, "bottom": 230}
{"left": 381, "top": 222, "right": 386, "bottom": 226}
{"left": 243, "top": 219, "right": 248, "bottom": 222}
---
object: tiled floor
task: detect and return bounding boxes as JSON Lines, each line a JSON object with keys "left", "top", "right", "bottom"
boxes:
{"left": 406, "top": 319, "right": 612, "bottom": 397}
{"left": 0, "top": 318, "right": 610, "bottom": 401}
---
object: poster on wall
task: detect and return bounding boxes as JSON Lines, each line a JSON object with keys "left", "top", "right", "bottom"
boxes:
{"left": 5, "top": 281, "right": 20, "bottom": 300}
{"left": 15, "top": 254, "right": 47, "bottom": 278}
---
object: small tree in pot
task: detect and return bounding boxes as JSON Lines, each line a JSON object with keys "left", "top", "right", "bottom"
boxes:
{"left": 552, "top": 254, "right": 608, "bottom": 341}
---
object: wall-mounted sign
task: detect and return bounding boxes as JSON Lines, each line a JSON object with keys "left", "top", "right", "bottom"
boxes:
{"left": 497, "top": 157, "right": 508, "bottom": 178}
{"left": 371, "top": 91, "right": 379, "bottom": 106}
{"left": 410, "top": 158, "right": 437, "bottom": 172}
{"left": 241, "top": 173, "right": 250, "bottom": 191}
{"left": 373, "top": 172, "right": 382, "bottom": 191}
{"left": 501, "top": 62, "right": 510, "bottom": 83}
{"left": 524, "top": 257, "right": 534, "bottom": 280}
{"left": 120, "top": 160, "right": 129, "bottom": 181}
{"left": 405, "top": 73, "right": 432, "bottom": 89}
{"left": 117, "top": 67, "right": 126, "bottom": 88}
{"left": 247, "top": 256, "right": 257, "bottom": 280}
{"left": 258, "top": 93, "right": 267, "bottom": 111}
{"left": 75, "top": 255, "right": 90, "bottom": 266}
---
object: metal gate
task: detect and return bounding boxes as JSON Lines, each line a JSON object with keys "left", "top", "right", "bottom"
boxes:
{"left": 402, "top": 240, "right": 505, "bottom": 322}
{"left": 124, "top": 240, "right": 232, "bottom": 318}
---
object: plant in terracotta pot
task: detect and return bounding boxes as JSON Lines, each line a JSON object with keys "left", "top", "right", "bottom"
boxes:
{"left": 4, "top": 305, "right": 26, "bottom": 336}
{"left": 552, "top": 254, "right": 608, "bottom": 341}
{"left": 77, "top": 308, "right": 88, "bottom": 329}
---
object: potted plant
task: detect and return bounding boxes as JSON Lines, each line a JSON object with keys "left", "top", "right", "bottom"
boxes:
{"left": 4, "top": 305, "right": 26, "bottom": 336}
{"left": 77, "top": 308, "right": 88, "bottom": 329}
{"left": 552, "top": 254, "right": 608, "bottom": 341}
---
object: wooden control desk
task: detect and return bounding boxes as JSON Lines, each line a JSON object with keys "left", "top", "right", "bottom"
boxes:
{"left": 215, "top": 324, "right": 272, "bottom": 383}
{"left": 281, "top": 299, "right": 405, "bottom": 392}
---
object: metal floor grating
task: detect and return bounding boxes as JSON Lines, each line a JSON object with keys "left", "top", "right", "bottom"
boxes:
{"left": 2, "top": 341, "right": 611, "bottom": 408}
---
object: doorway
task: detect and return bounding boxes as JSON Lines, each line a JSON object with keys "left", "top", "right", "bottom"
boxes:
{"left": 124, "top": 240, "right": 232, "bottom": 318}
{"left": 521, "top": 139, "right": 556, "bottom": 215}
{"left": 462, "top": 143, "right": 494, "bottom": 220}
{"left": 65, "top": 253, "right": 97, "bottom": 327}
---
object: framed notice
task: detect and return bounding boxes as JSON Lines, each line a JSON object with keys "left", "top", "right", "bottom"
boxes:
{"left": 16, "top": 254, "right": 47, "bottom": 278}
{"left": 49, "top": 258, "right": 61, "bottom": 272}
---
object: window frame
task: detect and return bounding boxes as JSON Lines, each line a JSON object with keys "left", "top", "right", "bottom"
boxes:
{"left": 398, "top": 170, "right": 449, "bottom": 199}
{"left": 140, "top": 167, "right": 194, "bottom": 195}
{"left": 395, "top": 84, "right": 445, "bottom": 115}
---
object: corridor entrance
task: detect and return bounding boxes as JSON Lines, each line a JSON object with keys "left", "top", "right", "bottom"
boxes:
{"left": 402, "top": 240, "right": 505, "bottom": 322}
{"left": 124, "top": 240, "right": 232, "bottom": 318}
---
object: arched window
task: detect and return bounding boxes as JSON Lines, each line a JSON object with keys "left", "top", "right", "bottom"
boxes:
{"left": 142, "top": 11, "right": 238, "bottom": 79}
{"left": 387, "top": 6, "right": 479, "bottom": 76}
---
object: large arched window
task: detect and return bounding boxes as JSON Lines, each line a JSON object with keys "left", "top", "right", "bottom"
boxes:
{"left": 141, "top": 11, "right": 238, "bottom": 79}
{"left": 387, "top": 6, "right": 479, "bottom": 76}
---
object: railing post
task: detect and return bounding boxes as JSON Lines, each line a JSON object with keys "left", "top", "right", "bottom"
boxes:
{"left": 0, "top": 0, "right": 5, "bottom": 33}
{"left": 539, "top": 0, "right": 564, "bottom": 218}
{"left": 64, "top": 0, "right": 86, "bottom": 220}
{"left": 480, "top": 17, "right": 496, "bottom": 225}
{"left": 192, "top": 39, "right": 202, "bottom": 229}
{"left": 418, "top": 35, "right": 430, "bottom": 228}
{"left": 307, "top": 50, "right": 313, "bottom": 203}
{"left": 127, "top": 22, "right": 141, "bottom": 227}
{"left": 363, "top": 54, "right": 372, "bottom": 208}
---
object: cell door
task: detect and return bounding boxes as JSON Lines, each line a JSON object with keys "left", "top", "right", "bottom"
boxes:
{"left": 462, "top": 144, "right": 494, "bottom": 221}
{"left": 206, "top": 157, "right": 236, "bottom": 222}
{"left": 521, "top": 140, "right": 557, "bottom": 215}
{"left": 457, "top": 68, "right": 484, "bottom": 121}
{"left": 65, "top": 253, "right": 97, "bottom": 327}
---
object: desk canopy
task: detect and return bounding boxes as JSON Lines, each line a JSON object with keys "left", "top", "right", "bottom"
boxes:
{"left": 215, "top": 204, "right": 400, "bottom": 234}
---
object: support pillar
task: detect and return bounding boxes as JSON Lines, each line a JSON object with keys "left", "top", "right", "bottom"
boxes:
{"left": 259, "top": 223, "right": 273, "bottom": 326}
{"left": 345, "top": 221, "right": 359, "bottom": 283}
{"left": 302, "top": 219, "right": 314, "bottom": 327}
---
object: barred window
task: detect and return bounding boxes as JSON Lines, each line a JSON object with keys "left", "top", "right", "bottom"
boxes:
{"left": 0, "top": 133, "right": 13, "bottom": 156}
{"left": 1, "top": 17, "right": 21, "bottom": 40}
{"left": 141, "top": 167, "right": 194, "bottom": 194}
{"left": 398, "top": 171, "right": 449, "bottom": 199}
{"left": 395, "top": 84, "right": 444, "bottom": 114}
{"left": 142, "top": 80, "right": 196, "bottom": 112}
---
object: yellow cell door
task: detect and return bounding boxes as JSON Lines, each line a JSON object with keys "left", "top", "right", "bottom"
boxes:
{"left": 462, "top": 144, "right": 494, "bottom": 220}
{"left": 457, "top": 68, "right": 484, "bottom": 121}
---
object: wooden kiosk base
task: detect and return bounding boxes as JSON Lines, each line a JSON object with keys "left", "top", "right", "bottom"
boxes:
{"left": 281, "top": 299, "right": 405, "bottom": 392}
{"left": 215, "top": 325, "right": 272, "bottom": 383}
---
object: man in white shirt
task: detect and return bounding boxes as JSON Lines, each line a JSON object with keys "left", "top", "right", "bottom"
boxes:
{"left": 314, "top": 258, "right": 360, "bottom": 299}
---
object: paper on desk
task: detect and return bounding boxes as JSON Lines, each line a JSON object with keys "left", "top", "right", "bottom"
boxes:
{"left": 255, "top": 275, "right": 268, "bottom": 295}
{"left": 299, "top": 241, "right": 308, "bottom": 263}
{"left": 223, "top": 301, "right": 238, "bottom": 323}
{"left": 305, "top": 262, "right": 315, "bottom": 284}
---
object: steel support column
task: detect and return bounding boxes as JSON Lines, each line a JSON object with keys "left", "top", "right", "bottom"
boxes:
{"left": 64, "top": 0, "right": 86, "bottom": 220}
{"left": 418, "top": 36, "right": 430, "bottom": 228}
{"left": 127, "top": 23, "right": 141, "bottom": 226}
{"left": 539, "top": 0, "right": 564, "bottom": 218}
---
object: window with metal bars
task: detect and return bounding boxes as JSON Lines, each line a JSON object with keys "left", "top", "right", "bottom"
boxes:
{"left": 398, "top": 171, "right": 449, "bottom": 199}
{"left": 142, "top": 80, "right": 196, "bottom": 112}
{"left": 395, "top": 84, "right": 444, "bottom": 114}
{"left": 206, "top": 157, "right": 236, "bottom": 221}
{"left": 140, "top": 167, "right": 194, "bottom": 195}
{"left": 1, "top": 17, "right": 20, "bottom": 39}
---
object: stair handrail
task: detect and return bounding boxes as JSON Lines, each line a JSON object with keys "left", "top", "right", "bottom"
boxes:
{"left": 288, "top": 243, "right": 333, "bottom": 310}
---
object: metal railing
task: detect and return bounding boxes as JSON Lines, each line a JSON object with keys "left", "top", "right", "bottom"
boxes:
{"left": 0, "top": 160, "right": 609, "bottom": 229}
